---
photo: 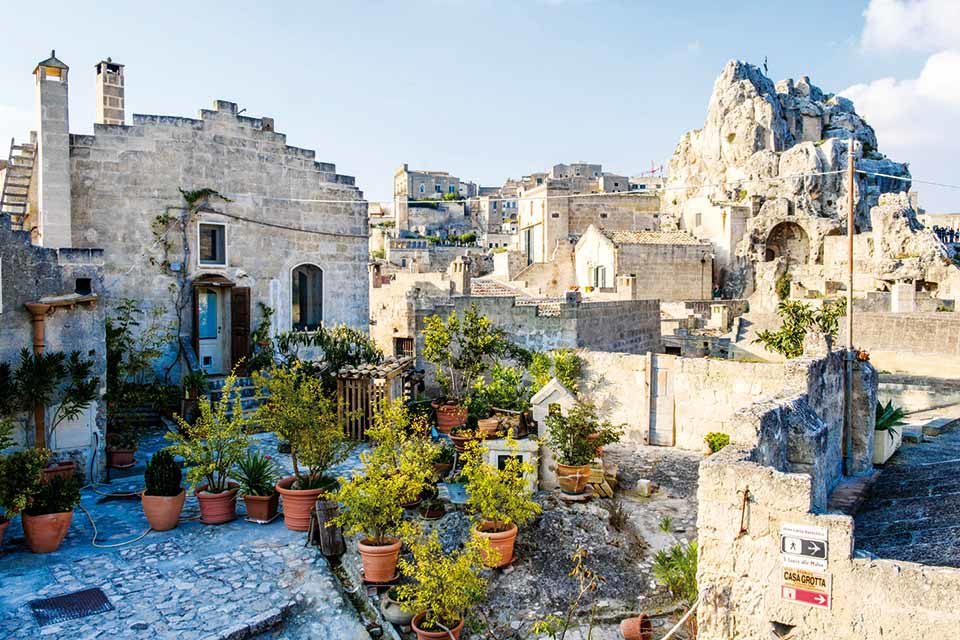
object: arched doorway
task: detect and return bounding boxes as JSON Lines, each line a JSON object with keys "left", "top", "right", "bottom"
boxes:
{"left": 764, "top": 222, "right": 810, "bottom": 264}
{"left": 292, "top": 264, "right": 323, "bottom": 331}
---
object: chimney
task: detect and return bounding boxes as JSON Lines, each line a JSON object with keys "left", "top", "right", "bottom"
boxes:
{"left": 33, "top": 50, "right": 73, "bottom": 249}
{"left": 95, "top": 58, "right": 125, "bottom": 125}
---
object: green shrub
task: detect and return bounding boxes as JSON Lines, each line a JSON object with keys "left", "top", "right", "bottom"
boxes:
{"left": 875, "top": 400, "right": 906, "bottom": 443}
{"left": 545, "top": 402, "right": 623, "bottom": 466}
{"left": 0, "top": 447, "right": 50, "bottom": 519}
{"left": 144, "top": 449, "right": 182, "bottom": 497}
{"left": 529, "top": 349, "right": 584, "bottom": 395}
{"left": 704, "top": 432, "right": 730, "bottom": 454}
{"left": 234, "top": 449, "right": 281, "bottom": 496}
{"left": 652, "top": 541, "right": 698, "bottom": 606}
{"left": 775, "top": 272, "right": 792, "bottom": 301}
{"left": 754, "top": 298, "right": 846, "bottom": 359}
{"left": 461, "top": 439, "right": 541, "bottom": 531}
{"left": 24, "top": 473, "right": 81, "bottom": 516}
{"left": 422, "top": 306, "right": 511, "bottom": 401}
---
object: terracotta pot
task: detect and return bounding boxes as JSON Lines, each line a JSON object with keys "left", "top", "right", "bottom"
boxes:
{"left": 433, "top": 399, "right": 467, "bottom": 434}
{"left": 477, "top": 416, "right": 501, "bottom": 438}
{"left": 620, "top": 614, "right": 653, "bottom": 640}
{"left": 0, "top": 518, "right": 9, "bottom": 548}
{"left": 142, "top": 489, "right": 185, "bottom": 531}
{"left": 22, "top": 511, "right": 73, "bottom": 553}
{"left": 556, "top": 463, "right": 591, "bottom": 495}
{"left": 244, "top": 493, "right": 280, "bottom": 522}
{"left": 419, "top": 501, "right": 445, "bottom": 520}
{"left": 195, "top": 483, "right": 239, "bottom": 525}
{"left": 380, "top": 588, "right": 415, "bottom": 626}
{"left": 106, "top": 448, "right": 136, "bottom": 469}
{"left": 275, "top": 476, "right": 326, "bottom": 531}
{"left": 411, "top": 612, "right": 464, "bottom": 640}
{"left": 449, "top": 429, "right": 477, "bottom": 453}
{"left": 42, "top": 461, "right": 76, "bottom": 483}
{"left": 432, "top": 462, "right": 452, "bottom": 479}
{"left": 475, "top": 521, "right": 518, "bottom": 568}
{"left": 401, "top": 495, "right": 423, "bottom": 509}
{"left": 358, "top": 536, "right": 401, "bottom": 583}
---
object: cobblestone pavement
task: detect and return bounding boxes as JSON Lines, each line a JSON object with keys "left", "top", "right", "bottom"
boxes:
{"left": 0, "top": 432, "right": 369, "bottom": 640}
{"left": 855, "top": 421, "right": 960, "bottom": 566}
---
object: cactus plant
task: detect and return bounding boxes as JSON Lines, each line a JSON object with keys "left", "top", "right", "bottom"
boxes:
{"left": 144, "top": 449, "right": 182, "bottom": 497}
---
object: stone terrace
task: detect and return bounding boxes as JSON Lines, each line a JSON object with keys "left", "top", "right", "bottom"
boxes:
{"left": 854, "top": 421, "right": 960, "bottom": 566}
{"left": 0, "top": 432, "right": 369, "bottom": 640}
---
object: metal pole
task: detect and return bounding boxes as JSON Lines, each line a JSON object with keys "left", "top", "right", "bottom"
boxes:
{"left": 844, "top": 137, "right": 855, "bottom": 475}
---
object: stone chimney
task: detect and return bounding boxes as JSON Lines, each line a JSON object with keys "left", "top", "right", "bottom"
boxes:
{"left": 95, "top": 58, "right": 125, "bottom": 125}
{"left": 34, "top": 50, "right": 72, "bottom": 249}
{"left": 616, "top": 273, "right": 638, "bottom": 299}
{"left": 448, "top": 256, "right": 471, "bottom": 295}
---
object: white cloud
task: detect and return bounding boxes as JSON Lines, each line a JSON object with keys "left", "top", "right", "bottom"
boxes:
{"left": 0, "top": 105, "right": 34, "bottom": 158}
{"left": 861, "top": 0, "right": 960, "bottom": 52}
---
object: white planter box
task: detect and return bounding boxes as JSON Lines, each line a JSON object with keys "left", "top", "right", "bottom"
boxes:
{"left": 873, "top": 427, "right": 903, "bottom": 465}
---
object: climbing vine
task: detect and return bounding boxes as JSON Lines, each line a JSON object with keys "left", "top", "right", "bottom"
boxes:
{"left": 150, "top": 187, "right": 232, "bottom": 378}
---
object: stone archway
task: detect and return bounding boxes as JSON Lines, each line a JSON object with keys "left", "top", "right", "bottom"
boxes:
{"left": 764, "top": 221, "right": 810, "bottom": 264}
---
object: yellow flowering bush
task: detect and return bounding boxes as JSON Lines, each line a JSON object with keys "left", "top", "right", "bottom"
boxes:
{"left": 461, "top": 438, "right": 540, "bottom": 532}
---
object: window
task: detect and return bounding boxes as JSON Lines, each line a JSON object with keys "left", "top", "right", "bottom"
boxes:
{"left": 418, "top": 183, "right": 425, "bottom": 193}
{"left": 198, "top": 223, "right": 226, "bottom": 266}
{"left": 448, "top": 185, "right": 456, "bottom": 193}
{"left": 600, "top": 212, "right": 608, "bottom": 219}
{"left": 435, "top": 184, "right": 441, "bottom": 193}
{"left": 593, "top": 266, "right": 607, "bottom": 288}
{"left": 695, "top": 213, "right": 703, "bottom": 227}
{"left": 291, "top": 264, "right": 323, "bottom": 331}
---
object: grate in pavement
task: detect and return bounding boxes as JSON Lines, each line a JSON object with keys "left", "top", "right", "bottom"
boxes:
{"left": 29, "top": 587, "right": 114, "bottom": 627}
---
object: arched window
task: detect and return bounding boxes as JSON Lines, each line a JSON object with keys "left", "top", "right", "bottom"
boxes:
{"left": 292, "top": 264, "right": 323, "bottom": 331}
{"left": 418, "top": 183, "right": 425, "bottom": 194}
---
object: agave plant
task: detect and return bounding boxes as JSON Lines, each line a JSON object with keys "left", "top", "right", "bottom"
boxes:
{"left": 875, "top": 400, "right": 906, "bottom": 442}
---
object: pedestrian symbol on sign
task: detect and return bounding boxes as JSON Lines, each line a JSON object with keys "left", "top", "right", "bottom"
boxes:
{"left": 784, "top": 537, "right": 802, "bottom": 554}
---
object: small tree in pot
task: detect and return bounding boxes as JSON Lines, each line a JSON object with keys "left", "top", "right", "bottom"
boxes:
{"left": 461, "top": 439, "right": 541, "bottom": 567}
{"left": 166, "top": 374, "right": 249, "bottom": 524}
{"left": 22, "top": 472, "right": 81, "bottom": 553}
{"left": 396, "top": 529, "right": 489, "bottom": 640}
{"left": 141, "top": 449, "right": 184, "bottom": 531}
{"left": 234, "top": 449, "right": 281, "bottom": 523}
{"left": 0, "top": 445, "right": 48, "bottom": 547}
{"left": 253, "top": 364, "right": 350, "bottom": 531}
{"left": 545, "top": 402, "right": 623, "bottom": 495}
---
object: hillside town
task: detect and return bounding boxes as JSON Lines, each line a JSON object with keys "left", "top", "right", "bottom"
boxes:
{"left": 2, "top": 4, "right": 960, "bottom": 639}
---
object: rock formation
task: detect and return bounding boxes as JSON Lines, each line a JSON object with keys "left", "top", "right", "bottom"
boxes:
{"left": 665, "top": 60, "right": 959, "bottom": 304}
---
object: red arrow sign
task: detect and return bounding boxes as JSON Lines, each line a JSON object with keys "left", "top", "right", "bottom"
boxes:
{"left": 781, "top": 586, "right": 830, "bottom": 608}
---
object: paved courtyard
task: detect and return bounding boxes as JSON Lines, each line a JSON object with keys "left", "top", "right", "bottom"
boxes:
{"left": 0, "top": 431, "right": 369, "bottom": 640}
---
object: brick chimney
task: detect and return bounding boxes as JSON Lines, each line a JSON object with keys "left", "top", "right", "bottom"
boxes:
{"left": 95, "top": 58, "right": 125, "bottom": 125}
{"left": 33, "top": 50, "right": 72, "bottom": 249}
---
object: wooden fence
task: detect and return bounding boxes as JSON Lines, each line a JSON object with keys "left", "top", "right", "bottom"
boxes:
{"left": 337, "top": 356, "right": 417, "bottom": 441}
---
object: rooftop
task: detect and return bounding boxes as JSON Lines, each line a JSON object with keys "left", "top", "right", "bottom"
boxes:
{"left": 604, "top": 230, "right": 707, "bottom": 246}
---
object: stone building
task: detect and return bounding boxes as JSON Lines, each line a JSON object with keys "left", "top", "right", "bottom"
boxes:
{"left": 574, "top": 226, "right": 713, "bottom": 299}
{"left": 5, "top": 52, "right": 368, "bottom": 378}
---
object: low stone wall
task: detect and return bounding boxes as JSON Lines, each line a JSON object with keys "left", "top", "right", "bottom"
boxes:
{"left": 879, "top": 373, "right": 960, "bottom": 414}
{"left": 841, "top": 312, "right": 960, "bottom": 377}
{"left": 697, "top": 443, "right": 960, "bottom": 639}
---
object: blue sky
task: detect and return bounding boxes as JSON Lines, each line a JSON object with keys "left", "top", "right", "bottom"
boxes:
{"left": 2, "top": 1, "right": 957, "bottom": 210}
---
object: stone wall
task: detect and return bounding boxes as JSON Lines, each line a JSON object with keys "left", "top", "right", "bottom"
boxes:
{"left": 0, "top": 219, "right": 107, "bottom": 480}
{"left": 617, "top": 243, "right": 713, "bottom": 300}
{"left": 567, "top": 194, "right": 660, "bottom": 234}
{"left": 69, "top": 100, "right": 368, "bottom": 376}
{"left": 840, "top": 312, "right": 960, "bottom": 378}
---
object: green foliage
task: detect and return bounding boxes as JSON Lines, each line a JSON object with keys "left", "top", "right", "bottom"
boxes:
{"left": 260, "top": 324, "right": 382, "bottom": 392}
{"left": 246, "top": 303, "right": 276, "bottom": 374}
{"left": 24, "top": 472, "right": 81, "bottom": 516}
{"left": 457, "top": 231, "right": 477, "bottom": 244}
{"left": 166, "top": 374, "right": 249, "bottom": 492}
{"left": 181, "top": 369, "right": 207, "bottom": 395}
{"left": 329, "top": 400, "right": 437, "bottom": 543}
{"left": 12, "top": 349, "right": 99, "bottom": 443}
{"left": 775, "top": 272, "right": 792, "bottom": 301}
{"left": 530, "top": 349, "right": 583, "bottom": 395}
{"left": 396, "top": 529, "right": 488, "bottom": 631}
{"left": 442, "top": 191, "right": 460, "bottom": 201}
{"left": 545, "top": 402, "right": 623, "bottom": 466}
{"left": 370, "top": 248, "right": 386, "bottom": 260}
{"left": 529, "top": 548, "right": 604, "bottom": 640}
{"left": 875, "top": 400, "right": 906, "bottom": 443}
{"left": 461, "top": 439, "right": 541, "bottom": 530}
{"left": 704, "top": 432, "right": 730, "bottom": 454}
{"left": 652, "top": 541, "right": 698, "bottom": 606}
{"left": 422, "top": 305, "right": 512, "bottom": 401}
{"left": 0, "top": 417, "right": 15, "bottom": 452}
{"left": 0, "top": 447, "right": 50, "bottom": 519}
{"left": 233, "top": 449, "right": 281, "bottom": 496}
{"left": 253, "top": 364, "right": 349, "bottom": 487}
{"left": 105, "top": 298, "right": 173, "bottom": 416}
{"left": 144, "top": 449, "right": 183, "bottom": 497}
{"left": 468, "top": 364, "right": 530, "bottom": 418}
{"left": 659, "top": 516, "right": 673, "bottom": 533}
{"left": 754, "top": 298, "right": 847, "bottom": 359}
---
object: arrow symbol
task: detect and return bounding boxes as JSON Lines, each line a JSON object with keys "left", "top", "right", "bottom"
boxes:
{"left": 815, "top": 595, "right": 826, "bottom": 604}
{"left": 807, "top": 541, "right": 823, "bottom": 555}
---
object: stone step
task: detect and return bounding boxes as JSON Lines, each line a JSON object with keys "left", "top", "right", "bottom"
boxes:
{"left": 206, "top": 376, "right": 255, "bottom": 390}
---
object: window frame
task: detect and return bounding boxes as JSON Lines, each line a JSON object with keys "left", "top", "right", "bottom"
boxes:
{"left": 197, "top": 222, "right": 228, "bottom": 267}
{"left": 290, "top": 263, "right": 324, "bottom": 332}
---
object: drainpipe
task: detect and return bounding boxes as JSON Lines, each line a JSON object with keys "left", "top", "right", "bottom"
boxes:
{"left": 844, "top": 137, "right": 855, "bottom": 476}
{"left": 25, "top": 302, "right": 52, "bottom": 449}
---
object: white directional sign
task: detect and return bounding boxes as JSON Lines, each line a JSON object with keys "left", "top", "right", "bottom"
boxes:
{"left": 781, "top": 568, "right": 832, "bottom": 609}
{"left": 780, "top": 523, "right": 828, "bottom": 571}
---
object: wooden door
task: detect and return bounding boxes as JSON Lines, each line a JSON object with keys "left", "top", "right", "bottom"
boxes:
{"left": 648, "top": 355, "right": 676, "bottom": 446}
{"left": 230, "top": 287, "right": 251, "bottom": 373}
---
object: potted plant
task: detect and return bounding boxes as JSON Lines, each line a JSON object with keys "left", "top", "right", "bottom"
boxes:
{"left": 396, "top": 530, "right": 488, "bottom": 640}
{"left": 329, "top": 400, "right": 437, "bottom": 582}
{"left": 423, "top": 306, "right": 511, "bottom": 433}
{"left": 235, "top": 449, "right": 281, "bottom": 522}
{"left": 254, "top": 365, "right": 351, "bottom": 531}
{"left": 461, "top": 440, "right": 541, "bottom": 567}
{"left": 22, "top": 472, "right": 81, "bottom": 553}
{"left": 545, "top": 402, "right": 623, "bottom": 495}
{"left": 471, "top": 364, "right": 531, "bottom": 438}
{"left": 166, "top": 374, "right": 249, "bottom": 525}
{"left": 106, "top": 424, "right": 140, "bottom": 469}
{"left": 0, "top": 445, "right": 49, "bottom": 547}
{"left": 433, "top": 441, "right": 455, "bottom": 480}
{"left": 380, "top": 586, "right": 415, "bottom": 626}
{"left": 874, "top": 400, "right": 906, "bottom": 465}
{"left": 449, "top": 424, "right": 479, "bottom": 453}
{"left": 141, "top": 449, "right": 185, "bottom": 531}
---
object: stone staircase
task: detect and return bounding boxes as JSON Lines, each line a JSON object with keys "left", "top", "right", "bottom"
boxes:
{"left": 205, "top": 376, "right": 266, "bottom": 419}
{"left": 0, "top": 136, "right": 36, "bottom": 230}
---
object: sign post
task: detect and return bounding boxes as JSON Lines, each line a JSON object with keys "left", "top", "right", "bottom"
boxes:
{"left": 779, "top": 523, "right": 831, "bottom": 610}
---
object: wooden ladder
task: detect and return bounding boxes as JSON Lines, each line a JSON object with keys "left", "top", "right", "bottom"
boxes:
{"left": 0, "top": 136, "right": 37, "bottom": 230}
